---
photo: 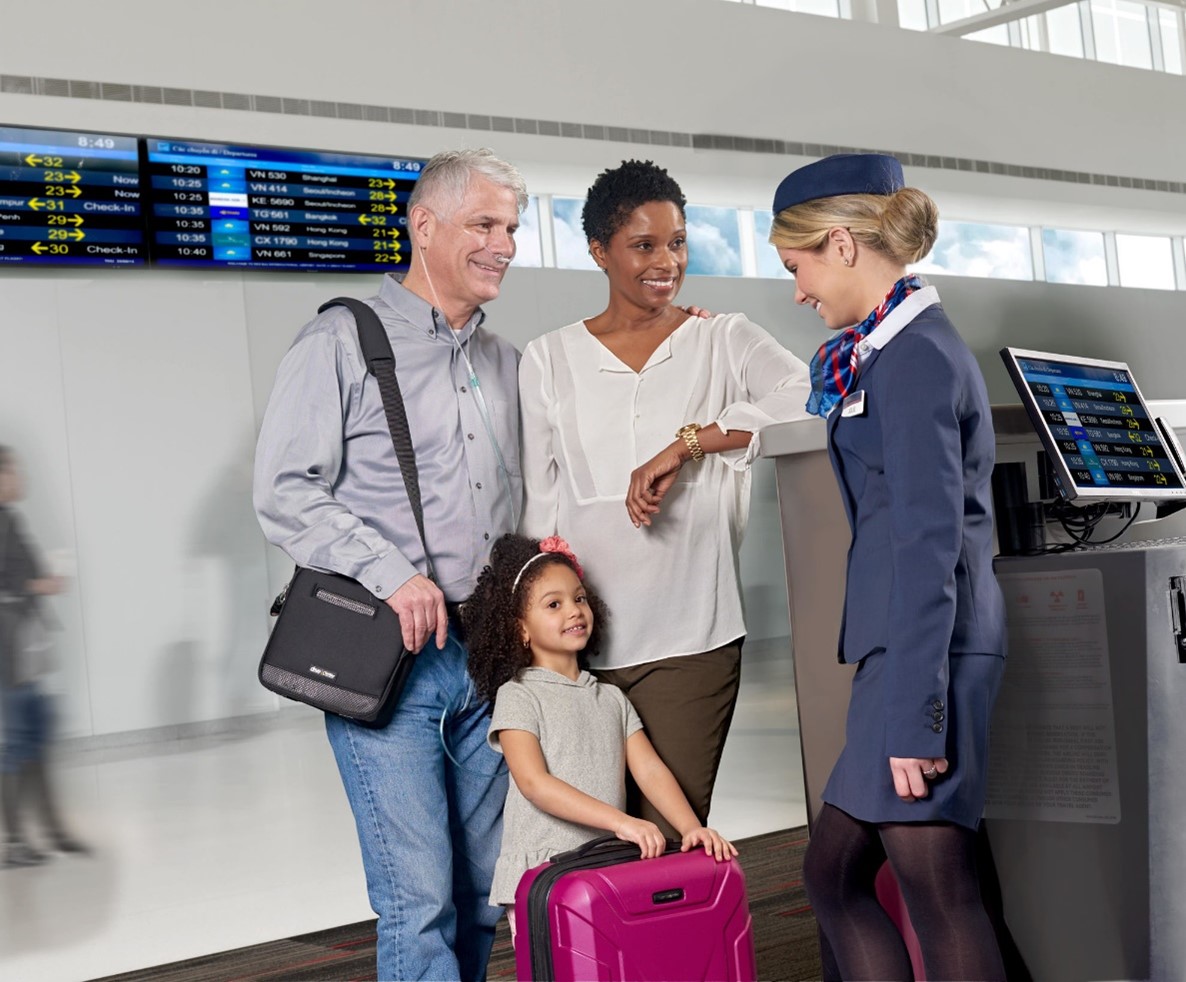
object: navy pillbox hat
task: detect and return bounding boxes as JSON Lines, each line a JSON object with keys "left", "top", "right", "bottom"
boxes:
{"left": 772, "top": 153, "right": 904, "bottom": 215}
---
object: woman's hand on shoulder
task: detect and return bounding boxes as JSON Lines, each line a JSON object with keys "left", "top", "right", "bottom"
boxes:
{"left": 680, "top": 826, "right": 738, "bottom": 862}
{"left": 614, "top": 816, "right": 667, "bottom": 858}
{"left": 676, "top": 304, "right": 714, "bottom": 319}
{"left": 889, "top": 756, "right": 949, "bottom": 802}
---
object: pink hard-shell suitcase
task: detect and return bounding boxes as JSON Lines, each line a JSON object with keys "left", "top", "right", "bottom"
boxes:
{"left": 513, "top": 835, "right": 757, "bottom": 982}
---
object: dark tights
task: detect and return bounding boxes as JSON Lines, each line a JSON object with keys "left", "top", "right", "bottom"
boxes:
{"left": 804, "top": 804, "right": 1006, "bottom": 982}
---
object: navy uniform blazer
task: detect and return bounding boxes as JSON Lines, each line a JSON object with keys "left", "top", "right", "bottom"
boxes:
{"left": 828, "top": 298, "right": 1005, "bottom": 761}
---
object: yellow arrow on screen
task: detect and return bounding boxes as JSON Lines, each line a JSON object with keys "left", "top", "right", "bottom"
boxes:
{"left": 31, "top": 241, "right": 47, "bottom": 254}
{"left": 67, "top": 215, "right": 84, "bottom": 226}
{"left": 358, "top": 214, "right": 373, "bottom": 225}
{"left": 25, "top": 154, "right": 43, "bottom": 166}
{"left": 67, "top": 229, "right": 85, "bottom": 241}
{"left": 28, "top": 198, "right": 45, "bottom": 210}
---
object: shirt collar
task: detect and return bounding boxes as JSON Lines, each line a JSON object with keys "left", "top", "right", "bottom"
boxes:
{"left": 519, "top": 666, "right": 595, "bottom": 687}
{"left": 858, "top": 285, "right": 941, "bottom": 362}
{"left": 378, "top": 272, "right": 486, "bottom": 342}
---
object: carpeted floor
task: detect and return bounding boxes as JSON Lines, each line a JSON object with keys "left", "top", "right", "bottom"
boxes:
{"left": 94, "top": 826, "right": 820, "bottom": 982}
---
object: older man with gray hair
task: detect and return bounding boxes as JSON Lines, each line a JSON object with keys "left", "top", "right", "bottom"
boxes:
{"left": 254, "top": 148, "right": 526, "bottom": 981}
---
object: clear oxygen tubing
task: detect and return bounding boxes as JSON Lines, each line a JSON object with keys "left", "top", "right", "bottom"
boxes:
{"left": 418, "top": 220, "right": 520, "bottom": 532}
{"left": 417, "top": 216, "right": 519, "bottom": 767}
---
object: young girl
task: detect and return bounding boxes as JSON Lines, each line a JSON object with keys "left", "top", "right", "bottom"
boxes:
{"left": 463, "top": 533, "right": 737, "bottom": 941}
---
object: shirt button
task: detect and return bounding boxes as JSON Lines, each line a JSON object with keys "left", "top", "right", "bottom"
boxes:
{"left": 484, "top": 532, "right": 490, "bottom": 540}
{"left": 475, "top": 482, "right": 483, "bottom": 490}
{"left": 467, "top": 433, "right": 475, "bottom": 440}
{"left": 460, "top": 385, "right": 467, "bottom": 393}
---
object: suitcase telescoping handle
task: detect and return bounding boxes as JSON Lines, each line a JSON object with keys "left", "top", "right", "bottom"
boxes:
{"left": 551, "top": 834, "right": 684, "bottom": 865}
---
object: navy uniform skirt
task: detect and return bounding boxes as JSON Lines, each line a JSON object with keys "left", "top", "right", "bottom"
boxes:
{"left": 822, "top": 650, "right": 1005, "bottom": 829}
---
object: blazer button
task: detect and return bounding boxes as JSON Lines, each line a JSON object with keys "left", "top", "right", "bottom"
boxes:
{"left": 933, "top": 711, "right": 944, "bottom": 722}
{"left": 932, "top": 722, "right": 943, "bottom": 733}
{"left": 932, "top": 699, "right": 944, "bottom": 711}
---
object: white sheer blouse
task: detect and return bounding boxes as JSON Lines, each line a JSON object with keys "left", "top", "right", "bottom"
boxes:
{"left": 519, "top": 313, "right": 811, "bottom": 669}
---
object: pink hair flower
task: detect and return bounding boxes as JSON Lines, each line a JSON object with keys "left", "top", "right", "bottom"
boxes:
{"left": 539, "top": 535, "right": 584, "bottom": 580}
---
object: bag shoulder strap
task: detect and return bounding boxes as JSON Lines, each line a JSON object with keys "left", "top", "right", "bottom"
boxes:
{"left": 318, "top": 297, "right": 435, "bottom": 583}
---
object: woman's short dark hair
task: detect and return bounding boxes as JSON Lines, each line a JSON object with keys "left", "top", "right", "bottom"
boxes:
{"left": 582, "top": 160, "right": 686, "bottom": 247}
{"left": 462, "top": 533, "right": 609, "bottom": 706}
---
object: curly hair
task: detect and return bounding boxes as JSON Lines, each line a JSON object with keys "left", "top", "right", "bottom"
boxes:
{"left": 581, "top": 160, "right": 687, "bottom": 247}
{"left": 462, "top": 533, "right": 609, "bottom": 706}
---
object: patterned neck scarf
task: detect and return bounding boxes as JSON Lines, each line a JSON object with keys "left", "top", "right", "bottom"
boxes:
{"left": 805, "top": 274, "right": 924, "bottom": 418}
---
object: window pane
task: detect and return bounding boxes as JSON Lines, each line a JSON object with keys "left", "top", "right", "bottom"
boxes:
{"left": 938, "top": 0, "right": 1002, "bottom": 23}
{"left": 1160, "top": 9, "right": 1183, "bottom": 74}
{"left": 1091, "top": 0, "right": 1153, "bottom": 69}
{"left": 514, "top": 196, "right": 542, "bottom": 268}
{"left": 686, "top": 205, "right": 743, "bottom": 277}
{"left": 1116, "top": 234, "right": 1175, "bottom": 289}
{"left": 1046, "top": 3, "right": 1085, "bottom": 58}
{"left": 753, "top": 210, "right": 792, "bottom": 279}
{"left": 912, "top": 220, "right": 1034, "bottom": 280}
{"left": 1042, "top": 228, "right": 1107, "bottom": 285}
{"left": 757, "top": 0, "right": 841, "bottom": 16}
{"left": 551, "top": 197, "right": 598, "bottom": 271}
{"left": 898, "top": 0, "right": 929, "bottom": 30}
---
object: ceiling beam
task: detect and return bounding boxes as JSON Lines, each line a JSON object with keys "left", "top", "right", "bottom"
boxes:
{"left": 931, "top": 0, "right": 1076, "bottom": 36}
{"left": 934, "top": 0, "right": 1186, "bottom": 36}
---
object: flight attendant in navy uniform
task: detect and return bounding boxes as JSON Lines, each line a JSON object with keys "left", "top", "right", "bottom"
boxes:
{"left": 769, "top": 154, "right": 1008, "bottom": 981}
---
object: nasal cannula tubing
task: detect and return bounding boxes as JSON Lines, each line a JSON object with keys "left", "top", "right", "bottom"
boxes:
{"left": 418, "top": 234, "right": 520, "bottom": 531}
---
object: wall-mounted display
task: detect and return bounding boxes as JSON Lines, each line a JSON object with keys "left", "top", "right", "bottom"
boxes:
{"left": 143, "top": 138, "right": 423, "bottom": 271}
{"left": 0, "top": 124, "right": 146, "bottom": 266}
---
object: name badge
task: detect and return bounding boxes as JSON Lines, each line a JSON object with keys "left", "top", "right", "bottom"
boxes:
{"left": 841, "top": 390, "right": 867, "bottom": 418}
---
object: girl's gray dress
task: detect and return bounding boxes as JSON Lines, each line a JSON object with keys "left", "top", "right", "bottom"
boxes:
{"left": 487, "top": 667, "right": 643, "bottom": 905}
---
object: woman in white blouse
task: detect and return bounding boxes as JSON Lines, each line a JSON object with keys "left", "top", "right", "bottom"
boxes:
{"left": 518, "top": 160, "right": 811, "bottom": 835}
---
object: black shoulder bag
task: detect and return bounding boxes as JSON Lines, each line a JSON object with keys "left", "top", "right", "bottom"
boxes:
{"left": 258, "top": 297, "right": 434, "bottom": 728}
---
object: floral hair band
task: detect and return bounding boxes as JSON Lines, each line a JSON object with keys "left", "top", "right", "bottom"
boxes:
{"left": 511, "top": 536, "right": 584, "bottom": 595}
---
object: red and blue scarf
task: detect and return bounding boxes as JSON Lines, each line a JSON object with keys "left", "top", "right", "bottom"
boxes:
{"left": 805, "top": 274, "right": 925, "bottom": 418}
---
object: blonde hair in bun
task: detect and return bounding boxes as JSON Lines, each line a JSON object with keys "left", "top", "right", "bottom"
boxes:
{"left": 769, "top": 187, "right": 939, "bottom": 265}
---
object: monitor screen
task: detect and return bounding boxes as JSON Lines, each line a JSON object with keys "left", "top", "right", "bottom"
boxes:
{"left": 0, "top": 124, "right": 146, "bottom": 267}
{"left": 1001, "top": 347, "right": 1186, "bottom": 501}
{"left": 143, "top": 138, "right": 424, "bottom": 271}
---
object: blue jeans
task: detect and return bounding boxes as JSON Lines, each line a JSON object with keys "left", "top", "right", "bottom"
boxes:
{"left": 2, "top": 683, "right": 53, "bottom": 773}
{"left": 325, "top": 626, "right": 508, "bottom": 982}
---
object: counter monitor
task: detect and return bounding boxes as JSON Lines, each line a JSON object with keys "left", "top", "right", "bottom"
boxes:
{"left": 1001, "top": 347, "right": 1186, "bottom": 501}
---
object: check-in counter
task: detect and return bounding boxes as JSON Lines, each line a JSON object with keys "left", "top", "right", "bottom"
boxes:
{"left": 761, "top": 402, "right": 1186, "bottom": 982}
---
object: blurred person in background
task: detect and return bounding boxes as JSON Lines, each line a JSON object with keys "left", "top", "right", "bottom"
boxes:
{"left": 0, "top": 445, "right": 86, "bottom": 868}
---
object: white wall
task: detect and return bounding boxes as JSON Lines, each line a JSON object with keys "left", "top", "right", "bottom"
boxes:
{"left": 2, "top": 0, "right": 1186, "bottom": 738}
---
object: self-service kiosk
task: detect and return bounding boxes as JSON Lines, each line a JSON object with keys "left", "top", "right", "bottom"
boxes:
{"left": 762, "top": 348, "right": 1186, "bottom": 982}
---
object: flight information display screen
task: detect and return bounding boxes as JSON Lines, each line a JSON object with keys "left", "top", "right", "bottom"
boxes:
{"left": 143, "top": 138, "right": 423, "bottom": 271}
{"left": 1002, "top": 347, "right": 1186, "bottom": 501}
{"left": 0, "top": 124, "right": 146, "bottom": 266}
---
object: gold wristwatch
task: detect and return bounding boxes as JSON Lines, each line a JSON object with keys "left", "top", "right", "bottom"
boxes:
{"left": 676, "top": 422, "right": 705, "bottom": 462}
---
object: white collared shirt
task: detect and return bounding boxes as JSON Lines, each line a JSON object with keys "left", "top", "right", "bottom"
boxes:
{"left": 519, "top": 313, "right": 811, "bottom": 669}
{"left": 856, "top": 285, "right": 942, "bottom": 367}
